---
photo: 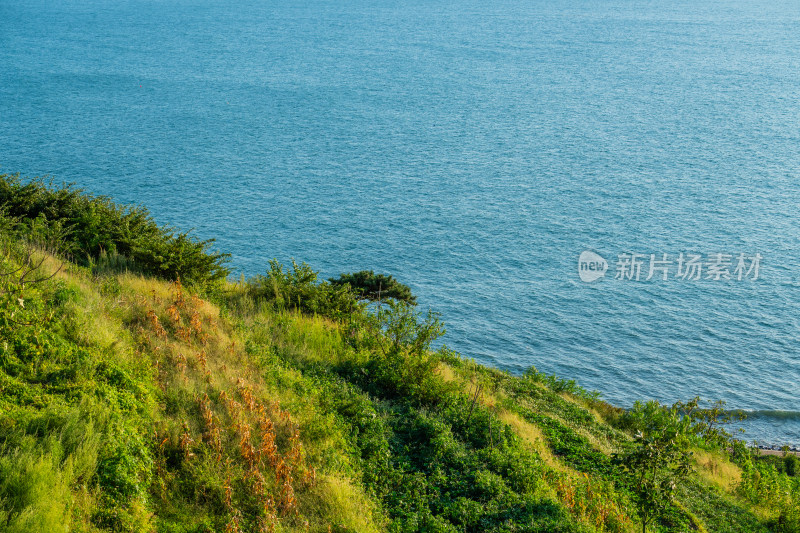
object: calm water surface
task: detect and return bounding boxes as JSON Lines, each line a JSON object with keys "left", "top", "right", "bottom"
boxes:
{"left": 2, "top": 0, "right": 799, "bottom": 443}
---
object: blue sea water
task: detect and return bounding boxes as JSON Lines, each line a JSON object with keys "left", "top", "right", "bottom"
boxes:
{"left": 2, "top": 0, "right": 799, "bottom": 444}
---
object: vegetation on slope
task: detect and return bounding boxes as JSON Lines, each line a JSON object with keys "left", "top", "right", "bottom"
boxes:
{"left": 0, "top": 173, "right": 229, "bottom": 290}
{"left": 1, "top": 174, "right": 799, "bottom": 532}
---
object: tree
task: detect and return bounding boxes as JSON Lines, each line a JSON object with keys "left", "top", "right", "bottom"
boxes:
{"left": 248, "top": 259, "right": 360, "bottom": 319}
{"left": 1, "top": 242, "right": 62, "bottom": 328}
{"left": 614, "top": 401, "right": 693, "bottom": 533}
{"left": 673, "top": 396, "right": 746, "bottom": 447}
{"left": 352, "top": 300, "right": 447, "bottom": 405}
{"left": 329, "top": 270, "right": 416, "bottom": 305}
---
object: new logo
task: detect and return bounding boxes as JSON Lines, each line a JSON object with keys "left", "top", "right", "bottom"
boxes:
{"left": 578, "top": 251, "right": 607, "bottom": 282}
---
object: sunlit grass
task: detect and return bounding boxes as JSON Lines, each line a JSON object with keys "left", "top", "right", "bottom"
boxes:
{"left": 693, "top": 448, "right": 742, "bottom": 493}
{"left": 1, "top": 229, "right": 797, "bottom": 532}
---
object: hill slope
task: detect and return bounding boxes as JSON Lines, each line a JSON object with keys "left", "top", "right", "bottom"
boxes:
{"left": 1, "top": 174, "right": 798, "bottom": 532}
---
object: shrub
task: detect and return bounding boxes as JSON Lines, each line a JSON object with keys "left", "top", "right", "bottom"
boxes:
{"left": 785, "top": 455, "right": 798, "bottom": 477}
{"left": 614, "top": 401, "right": 693, "bottom": 533}
{"left": 329, "top": 270, "right": 416, "bottom": 304}
{"left": 0, "top": 173, "right": 229, "bottom": 290}
{"left": 357, "top": 301, "right": 448, "bottom": 405}
{"left": 247, "top": 259, "right": 361, "bottom": 320}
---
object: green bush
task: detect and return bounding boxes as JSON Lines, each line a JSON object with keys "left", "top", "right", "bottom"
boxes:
{"left": 247, "top": 259, "right": 361, "bottom": 320}
{"left": 614, "top": 401, "right": 694, "bottom": 533}
{"left": 0, "top": 173, "right": 229, "bottom": 290}
{"left": 343, "top": 301, "right": 449, "bottom": 405}
{"left": 785, "top": 455, "right": 798, "bottom": 477}
{"left": 329, "top": 270, "right": 416, "bottom": 304}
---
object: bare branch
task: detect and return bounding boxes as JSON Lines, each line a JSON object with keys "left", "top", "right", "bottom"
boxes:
{"left": 22, "top": 262, "right": 64, "bottom": 285}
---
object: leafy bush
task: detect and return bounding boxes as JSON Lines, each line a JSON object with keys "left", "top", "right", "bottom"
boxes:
{"left": 329, "top": 271, "right": 416, "bottom": 304}
{"left": 672, "top": 397, "right": 746, "bottom": 448}
{"left": 614, "top": 401, "right": 694, "bottom": 533}
{"left": 0, "top": 173, "right": 229, "bottom": 289}
{"left": 247, "top": 259, "right": 360, "bottom": 320}
{"left": 785, "top": 455, "right": 798, "bottom": 477}
{"left": 342, "top": 301, "right": 449, "bottom": 405}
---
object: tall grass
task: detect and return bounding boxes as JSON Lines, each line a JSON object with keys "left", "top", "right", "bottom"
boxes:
{"left": 0, "top": 403, "right": 104, "bottom": 532}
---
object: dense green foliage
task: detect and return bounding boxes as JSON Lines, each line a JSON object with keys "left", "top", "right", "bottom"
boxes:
{"left": 0, "top": 238, "right": 157, "bottom": 531}
{"left": 614, "top": 402, "right": 693, "bottom": 533}
{"left": 1, "top": 179, "right": 798, "bottom": 532}
{"left": 254, "top": 303, "right": 586, "bottom": 532}
{"left": 328, "top": 271, "right": 416, "bottom": 305}
{"left": 246, "top": 259, "right": 360, "bottom": 320}
{"left": 0, "top": 173, "right": 229, "bottom": 289}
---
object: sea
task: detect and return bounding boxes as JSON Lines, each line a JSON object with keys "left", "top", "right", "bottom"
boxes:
{"left": 2, "top": 0, "right": 799, "bottom": 445}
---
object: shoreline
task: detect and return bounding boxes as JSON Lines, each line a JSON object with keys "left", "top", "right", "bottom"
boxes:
{"left": 757, "top": 449, "right": 800, "bottom": 457}
{"left": 755, "top": 445, "right": 800, "bottom": 457}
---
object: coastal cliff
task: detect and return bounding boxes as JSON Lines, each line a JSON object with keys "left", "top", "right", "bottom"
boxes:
{"left": 1, "top": 174, "right": 798, "bottom": 532}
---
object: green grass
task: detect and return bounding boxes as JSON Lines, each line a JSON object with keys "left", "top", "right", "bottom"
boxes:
{"left": 1, "top": 175, "right": 798, "bottom": 532}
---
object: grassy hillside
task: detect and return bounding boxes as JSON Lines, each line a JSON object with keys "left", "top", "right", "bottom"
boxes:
{"left": 1, "top": 174, "right": 798, "bottom": 532}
